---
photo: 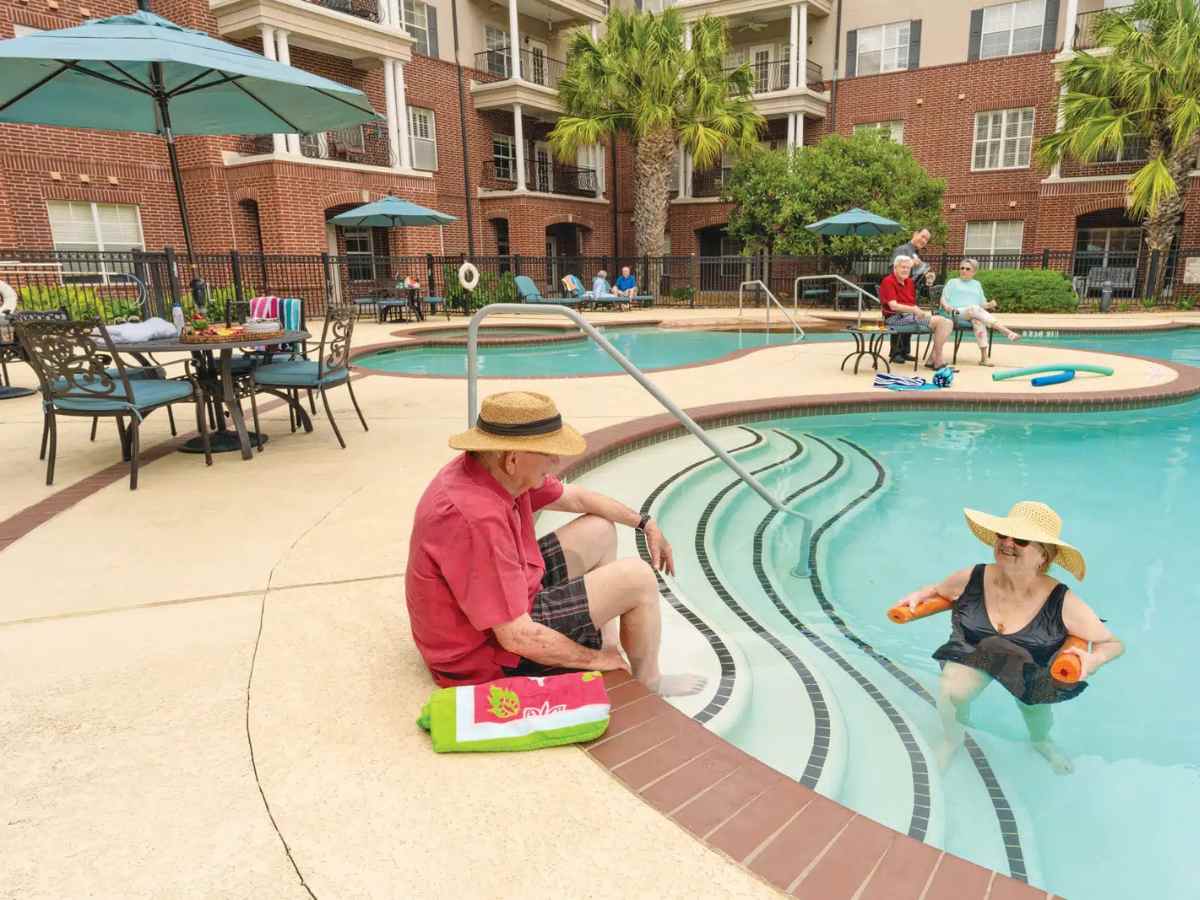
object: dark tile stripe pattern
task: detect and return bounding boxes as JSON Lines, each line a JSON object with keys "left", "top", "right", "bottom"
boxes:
{"left": 632, "top": 427, "right": 763, "bottom": 724}
{"left": 688, "top": 430, "right": 833, "bottom": 789}
{"left": 835, "top": 440, "right": 1028, "bottom": 882}
{"left": 747, "top": 432, "right": 931, "bottom": 841}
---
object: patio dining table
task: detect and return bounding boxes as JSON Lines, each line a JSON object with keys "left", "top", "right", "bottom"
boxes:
{"left": 113, "top": 329, "right": 310, "bottom": 460}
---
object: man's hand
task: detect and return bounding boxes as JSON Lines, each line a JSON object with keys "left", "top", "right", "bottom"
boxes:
{"left": 644, "top": 520, "right": 676, "bottom": 576}
{"left": 593, "top": 645, "right": 629, "bottom": 672}
{"left": 924, "top": 271, "right": 937, "bottom": 285}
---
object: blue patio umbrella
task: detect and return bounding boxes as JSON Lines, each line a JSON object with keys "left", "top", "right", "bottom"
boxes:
{"left": 0, "top": 6, "right": 380, "bottom": 258}
{"left": 805, "top": 208, "right": 903, "bottom": 236}
{"left": 329, "top": 196, "right": 457, "bottom": 228}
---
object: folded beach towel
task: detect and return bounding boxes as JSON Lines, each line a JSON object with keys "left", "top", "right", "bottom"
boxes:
{"left": 100, "top": 317, "right": 178, "bottom": 344}
{"left": 418, "top": 670, "right": 611, "bottom": 753}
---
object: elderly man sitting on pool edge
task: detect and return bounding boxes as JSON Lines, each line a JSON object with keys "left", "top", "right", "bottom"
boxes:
{"left": 880, "top": 254, "right": 953, "bottom": 371}
{"left": 405, "top": 390, "right": 706, "bottom": 697}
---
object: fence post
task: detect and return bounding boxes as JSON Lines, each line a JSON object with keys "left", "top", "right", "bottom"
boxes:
{"left": 690, "top": 254, "right": 699, "bottom": 309}
{"left": 230, "top": 249, "right": 246, "bottom": 309}
{"left": 164, "top": 246, "right": 182, "bottom": 308}
{"left": 641, "top": 254, "right": 649, "bottom": 295}
{"left": 1041, "top": 248, "right": 1051, "bottom": 270}
{"left": 513, "top": 254, "right": 522, "bottom": 277}
{"left": 131, "top": 248, "right": 158, "bottom": 318}
{"left": 320, "top": 252, "right": 334, "bottom": 311}
{"left": 426, "top": 253, "right": 435, "bottom": 296}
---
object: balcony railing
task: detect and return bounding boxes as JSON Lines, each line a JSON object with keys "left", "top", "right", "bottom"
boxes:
{"left": 304, "top": 0, "right": 380, "bottom": 22}
{"left": 238, "top": 123, "right": 396, "bottom": 168}
{"left": 726, "top": 59, "right": 825, "bottom": 93}
{"left": 473, "top": 48, "right": 567, "bottom": 90}
{"left": 690, "top": 168, "right": 730, "bottom": 198}
{"left": 1074, "top": 5, "right": 1134, "bottom": 50}
{"left": 481, "top": 158, "right": 599, "bottom": 197}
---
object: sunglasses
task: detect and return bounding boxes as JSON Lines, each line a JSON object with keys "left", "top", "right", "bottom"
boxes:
{"left": 959, "top": 266, "right": 974, "bottom": 271}
{"left": 995, "top": 533, "right": 1030, "bottom": 547}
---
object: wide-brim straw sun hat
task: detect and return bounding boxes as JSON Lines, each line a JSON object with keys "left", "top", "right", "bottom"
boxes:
{"left": 449, "top": 391, "right": 586, "bottom": 456}
{"left": 963, "top": 501, "right": 1086, "bottom": 581}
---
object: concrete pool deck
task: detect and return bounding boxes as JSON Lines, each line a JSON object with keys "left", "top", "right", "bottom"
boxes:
{"left": 3, "top": 308, "right": 1197, "bottom": 898}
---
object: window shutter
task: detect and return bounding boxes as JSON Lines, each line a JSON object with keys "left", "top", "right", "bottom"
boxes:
{"left": 908, "top": 20, "right": 921, "bottom": 69}
{"left": 1042, "top": 0, "right": 1060, "bottom": 52}
{"left": 968, "top": 8, "right": 983, "bottom": 60}
{"left": 426, "top": 5, "right": 439, "bottom": 57}
{"left": 845, "top": 29, "right": 857, "bottom": 77}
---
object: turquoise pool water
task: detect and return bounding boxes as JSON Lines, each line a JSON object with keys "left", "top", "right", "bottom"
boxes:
{"left": 1011, "top": 327, "right": 1200, "bottom": 367}
{"left": 629, "top": 329, "right": 1200, "bottom": 899}
{"left": 355, "top": 327, "right": 832, "bottom": 376}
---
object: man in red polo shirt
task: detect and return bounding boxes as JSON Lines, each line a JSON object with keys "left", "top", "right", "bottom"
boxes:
{"left": 880, "top": 255, "right": 951, "bottom": 370}
{"left": 406, "top": 390, "right": 706, "bottom": 697}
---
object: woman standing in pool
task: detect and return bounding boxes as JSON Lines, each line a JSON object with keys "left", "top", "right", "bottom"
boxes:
{"left": 895, "top": 502, "right": 1123, "bottom": 773}
{"left": 939, "top": 258, "right": 1022, "bottom": 366}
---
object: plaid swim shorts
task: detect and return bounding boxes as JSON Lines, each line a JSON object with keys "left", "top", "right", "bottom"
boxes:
{"left": 502, "top": 532, "right": 601, "bottom": 676}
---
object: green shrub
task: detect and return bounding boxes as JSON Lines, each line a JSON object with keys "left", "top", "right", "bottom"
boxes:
{"left": 1178, "top": 297, "right": 1195, "bottom": 311}
{"left": 18, "top": 284, "right": 104, "bottom": 319}
{"left": 973, "top": 269, "right": 1079, "bottom": 313}
{"left": 671, "top": 286, "right": 695, "bottom": 304}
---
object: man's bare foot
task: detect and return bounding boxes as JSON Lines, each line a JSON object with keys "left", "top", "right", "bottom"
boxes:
{"left": 980, "top": 357, "right": 995, "bottom": 367}
{"left": 1033, "top": 740, "right": 1074, "bottom": 774}
{"left": 650, "top": 673, "right": 707, "bottom": 697}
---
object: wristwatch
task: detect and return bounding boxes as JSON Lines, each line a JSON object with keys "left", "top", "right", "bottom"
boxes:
{"left": 636, "top": 514, "right": 651, "bottom": 532}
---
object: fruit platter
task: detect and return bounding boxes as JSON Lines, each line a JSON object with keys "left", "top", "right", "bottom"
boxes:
{"left": 180, "top": 314, "right": 283, "bottom": 344}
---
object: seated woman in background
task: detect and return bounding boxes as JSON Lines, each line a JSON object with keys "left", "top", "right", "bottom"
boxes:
{"left": 591, "top": 270, "right": 614, "bottom": 298}
{"left": 939, "top": 259, "right": 1021, "bottom": 366}
{"left": 893, "top": 501, "right": 1123, "bottom": 774}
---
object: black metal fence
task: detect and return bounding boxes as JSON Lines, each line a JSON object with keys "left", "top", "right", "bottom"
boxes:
{"left": 2, "top": 246, "right": 1197, "bottom": 322}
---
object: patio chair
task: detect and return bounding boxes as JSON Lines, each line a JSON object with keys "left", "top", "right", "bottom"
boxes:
{"left": 247, "top": 304, "right": 367, "bottom": 449}
{"left": 514, "top": 275, "right": 580, "bottom": 307}
{"left": 16, "top": 318, "right": 211, "bottom": 489}
{"left": 11, "top": 307, "right": 176, "bottom": 449}
{"left": 564, "top": 274, "right": 627, "bottom": 310}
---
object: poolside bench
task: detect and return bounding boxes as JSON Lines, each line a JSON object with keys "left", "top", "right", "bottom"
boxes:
{"left": 1074, "top": 266, "right": 1137, "bottom": 298}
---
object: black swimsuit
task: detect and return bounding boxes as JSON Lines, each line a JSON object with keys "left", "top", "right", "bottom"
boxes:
{"left": 932, "top": 564, "right": 1087, "bottom": 705}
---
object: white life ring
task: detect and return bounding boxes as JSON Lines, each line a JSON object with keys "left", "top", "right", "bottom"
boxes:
{"left": 0, "top": 279, "right": 16, "bottom": 314}
{"left": 458, "top": 261, "right": 480, "bottom": 291}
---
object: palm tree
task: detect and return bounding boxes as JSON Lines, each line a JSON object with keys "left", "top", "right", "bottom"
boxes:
{"left": 1038, "top": 0, "right": 1200, "bottom": 294}
{"left": 549, "top": 9, "right": 762, "bottom": 258}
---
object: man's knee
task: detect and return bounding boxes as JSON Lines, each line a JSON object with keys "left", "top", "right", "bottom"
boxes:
{"left": 612, "top": 557, "right": 658, "bottom": 602}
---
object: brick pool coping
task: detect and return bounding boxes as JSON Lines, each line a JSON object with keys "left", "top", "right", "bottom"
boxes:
{"left": 554, "top": 369, "right": 1200, "bottom": 900}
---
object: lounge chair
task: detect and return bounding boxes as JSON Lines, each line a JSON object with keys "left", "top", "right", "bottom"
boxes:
{"left": 563, "top": 274, "right": 626, "bottom": 310}
{"left": 514, "top": 275, "right": 581, "bottom": 307}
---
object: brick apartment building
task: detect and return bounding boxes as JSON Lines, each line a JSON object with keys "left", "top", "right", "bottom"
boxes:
{"left": 2, "top": 0, "right": 1198, "bottom": 289}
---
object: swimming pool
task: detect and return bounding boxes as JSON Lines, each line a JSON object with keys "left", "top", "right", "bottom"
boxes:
{"left": 354, "top": 327, "right": 830, "bottom": 376}
{"left": 556, "top": 328, "right": 1200, "bottom": 899}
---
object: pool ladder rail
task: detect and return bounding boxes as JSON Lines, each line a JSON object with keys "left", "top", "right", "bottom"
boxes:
{"left": 464, "top": 303, "right": 814, "bottom": 575}
{"left": 792, "top": 275, "right": 884, "bottom": 329}
{"left": 738, "top": 279, "right": 806, "bottom": 342}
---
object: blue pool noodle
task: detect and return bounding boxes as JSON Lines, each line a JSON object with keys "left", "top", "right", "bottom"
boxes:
{"left": 1031, "top": 370, "right": 1076, "bottom": 387}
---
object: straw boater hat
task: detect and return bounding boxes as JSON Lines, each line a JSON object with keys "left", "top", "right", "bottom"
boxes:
{"left": 963, "top": 501, "right": 1086, "bottom": 581}
{"left": 449, "top": 391, "right": 586, "bottom": 456}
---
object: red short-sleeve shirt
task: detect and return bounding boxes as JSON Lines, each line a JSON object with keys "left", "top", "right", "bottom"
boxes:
{"left": 879, "top": 273, "right": 916, "bottom": 316}
{"left": 405, "top": 453, "right": 564, "bottom": 686}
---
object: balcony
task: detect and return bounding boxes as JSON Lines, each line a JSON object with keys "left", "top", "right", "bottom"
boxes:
{"left": 481, "top": 159, "right": 599, "bottom": 198}
{"left": 1073, "top": 5, "right": 1135, "bottom": 50}
{"left": 234, "top": 123, "right": 397, "bottom": 169}
{"left": 210, "top": 0, "right": 412, "bottom": 63}
{"left": 470, "top": 48, "right": 566, "bottom": 116}
{"left": 305, "top": 0, "right": 379, "bottom": 22}
{"left": 728, "top": 59, "right": 824, "bottom": 94}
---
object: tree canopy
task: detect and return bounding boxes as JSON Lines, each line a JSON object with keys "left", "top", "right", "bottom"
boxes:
{"left": 723, "top": 131, "right": 947, "bottom": 256}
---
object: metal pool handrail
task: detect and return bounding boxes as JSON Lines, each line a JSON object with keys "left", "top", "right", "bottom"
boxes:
{"left": 738, "top": 280, "right": 805, "bottom": 341}
{"left": 466, "top": 303, "right": 795, "bottom": 521}
{"left": 793, "top": 275, "right": 882, "bottom": 329}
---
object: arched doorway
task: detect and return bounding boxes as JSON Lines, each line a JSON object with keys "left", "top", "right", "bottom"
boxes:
{"left": 695, "top": 224, "right": 757, "bottom": 291}
{"left": 1074, "top": 208, "right": 1142, "bottom": 276}
{"left": 544, "top": 222, "right": 591, "bottom": 286}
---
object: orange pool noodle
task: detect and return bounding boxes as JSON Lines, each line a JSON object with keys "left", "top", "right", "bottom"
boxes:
{"left": 1051, "top": 636, "right": 1089, "bottom": 683}
{"left": 888, "top": 595, "right": 954, "bottom": 623}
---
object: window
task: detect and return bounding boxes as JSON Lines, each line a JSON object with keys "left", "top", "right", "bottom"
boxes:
{"left": 854, "top": 121, "right": 905, "bottom": 143}
{"left": 484, "top": 25, "right": 510, "bottom": 77}
{"left": 493, "top": 219, "right": 510, "bottom": 256}
{"left": 47, "top": 201, "right": 145, "bottom": 284}
{"left": 980, "top": 0, "right": 1044, "bottom": 59}
{"left": 1097, "top": 136, "right": 1150, "bottom": 164}
{"left": 404, "top": 0, "right": 431, "bottom": 56}
{"left": 492, "top": 134, "right": 515, "bottom": 182}
{"left": 342, "top": 227, "right": 375, "bottom": 281}
{"left": 972, "top": 108, "right": 1034, "bottom": 170}
{"left": 856, "top": 21, "right": 910, "bottom": 75}
{"left": 1076, "top": 227, "right": 1141, "bottom": 266}
{"left": 408, "top": 107, "right": 437, "bottom": 170}
{"left": 964, "top": 220, "right": 1025, "bottom": 267}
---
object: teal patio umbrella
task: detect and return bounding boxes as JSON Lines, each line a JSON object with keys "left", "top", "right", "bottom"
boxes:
{"left": 0, "top": 6, "right": 380, "bottom": 258}
{"left": 329, "top": 196, "right": 457, "bottom": 228}
{"left": 805, "top": 208, "right": 903, "bottom": 236}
